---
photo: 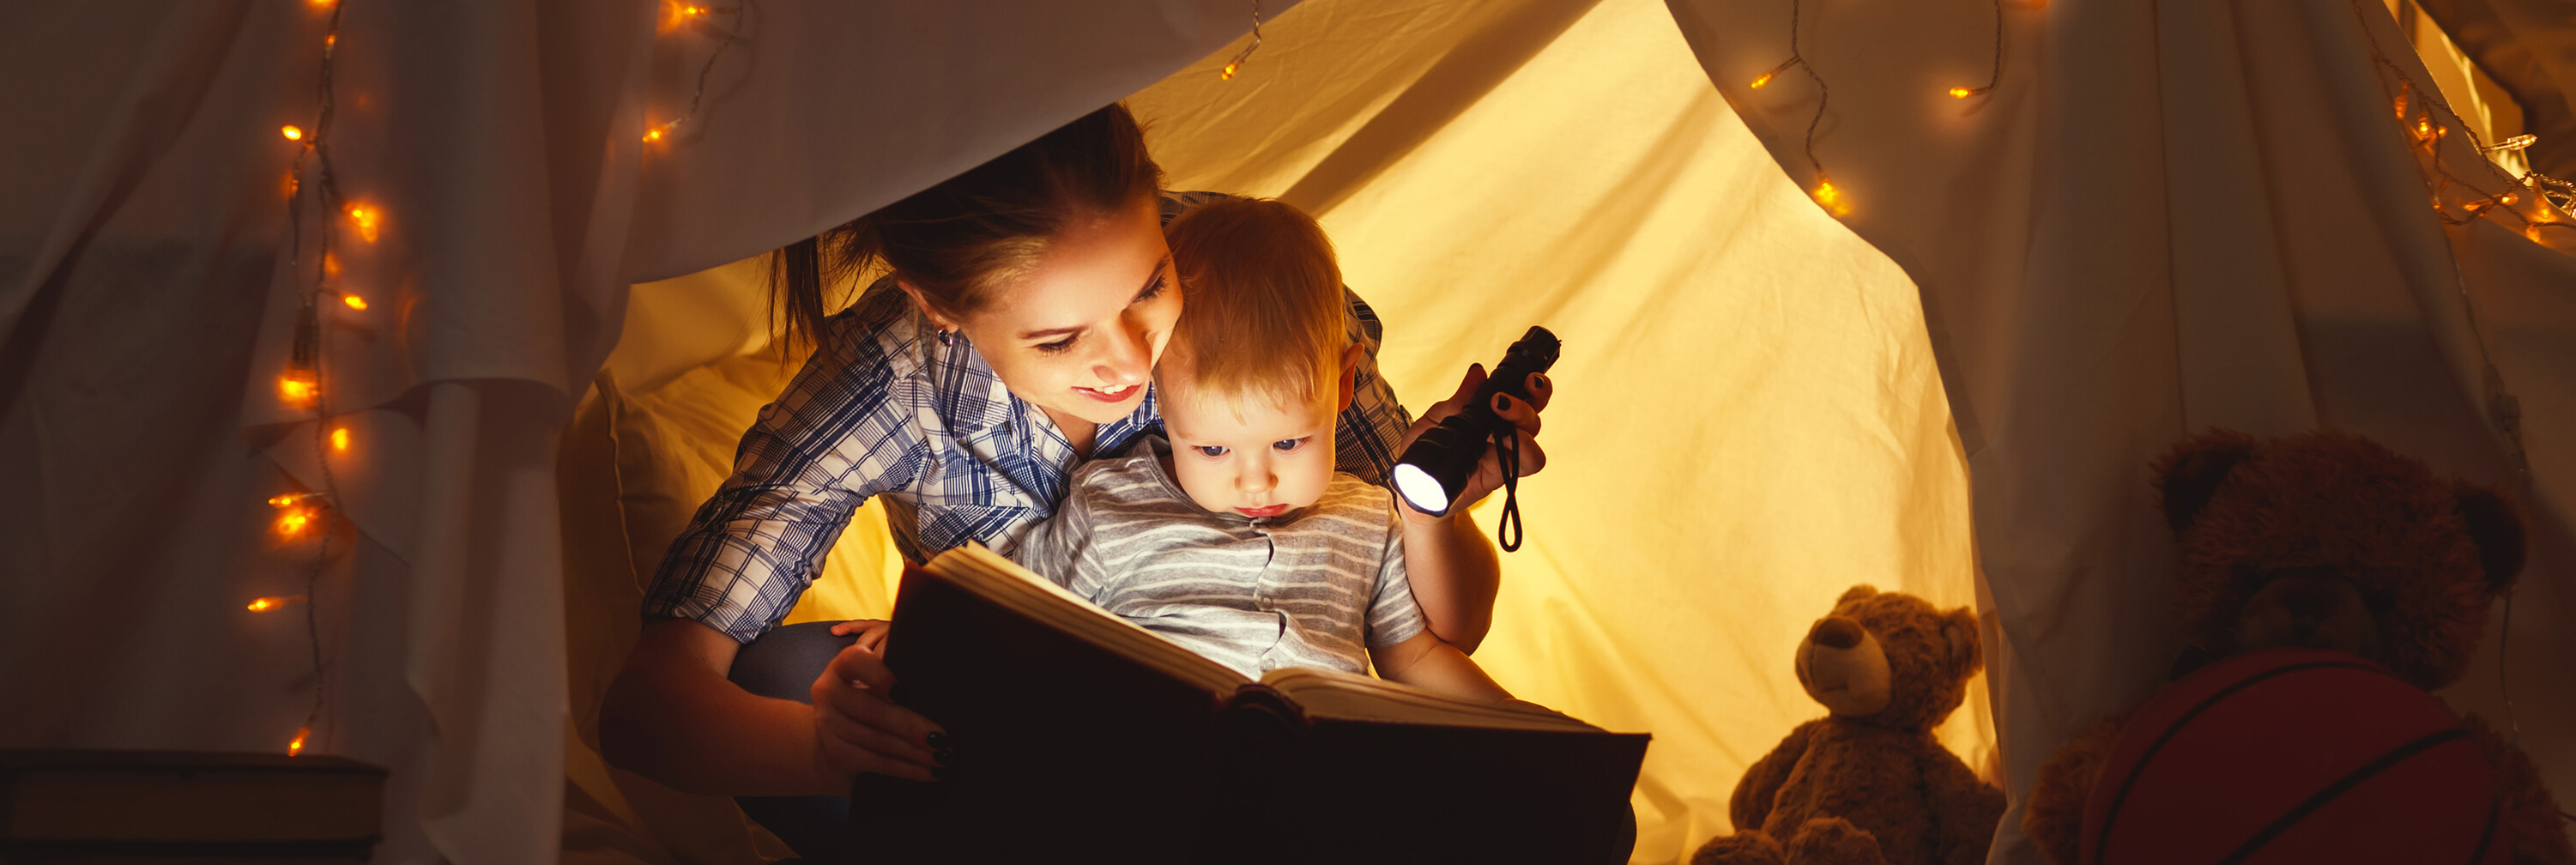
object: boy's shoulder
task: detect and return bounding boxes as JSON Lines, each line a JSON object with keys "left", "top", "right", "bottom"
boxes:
{"left": 1061, "top": 435, "right": 1189, "bottom": 509}
{"left": 1305, "top": 471, "right": 1398, "bottom": 528}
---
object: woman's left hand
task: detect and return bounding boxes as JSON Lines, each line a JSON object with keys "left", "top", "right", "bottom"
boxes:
{"left": 829, "top": 619, "right": 893, "bottom": 654}
{"left": 1395, "top": 363, "right": 1551, "bottom": 520}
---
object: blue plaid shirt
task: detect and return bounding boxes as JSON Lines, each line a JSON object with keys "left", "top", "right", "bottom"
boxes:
{"left": 644, "top": 192, "right": 1417, "bottom": 641}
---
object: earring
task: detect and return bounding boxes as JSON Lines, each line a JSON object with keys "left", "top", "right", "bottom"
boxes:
{"left": 936, "top": 329, "right": 955, "bottom": 347}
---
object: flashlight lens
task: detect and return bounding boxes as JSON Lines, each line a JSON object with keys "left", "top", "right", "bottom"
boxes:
{"left": 1392, "top": 463, "right": 1452, "bottom": 517}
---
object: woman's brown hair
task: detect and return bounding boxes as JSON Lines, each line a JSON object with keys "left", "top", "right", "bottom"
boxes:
{"left": 772, "top": 104, "right": 1164, "bottom": 349}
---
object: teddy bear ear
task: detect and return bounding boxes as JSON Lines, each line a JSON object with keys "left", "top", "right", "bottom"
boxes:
{"left": 1942, "top": 608, "right": 1984, "bottom": 677}
{"left": 2454, "top": 485, "right": 2525, "bottom": 593}
{"left": 2152, "top": 430, "right": 2257, "bottom": 534}
{"left": 1837, "top": 584, "right": 1881, "bottom": 605}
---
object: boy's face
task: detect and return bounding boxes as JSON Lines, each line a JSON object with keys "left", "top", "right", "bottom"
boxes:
{"left": 1158, "top": 375, "right": 1339, "bottom": 520}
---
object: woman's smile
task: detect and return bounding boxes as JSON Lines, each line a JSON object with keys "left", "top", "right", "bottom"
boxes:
{"left": 1073, "top": 383, "right": 1141, "bottom": 402}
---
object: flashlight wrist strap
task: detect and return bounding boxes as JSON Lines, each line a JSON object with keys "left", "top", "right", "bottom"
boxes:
{"left": 1493, "top": 427, "right": 1524, "bottom": 553}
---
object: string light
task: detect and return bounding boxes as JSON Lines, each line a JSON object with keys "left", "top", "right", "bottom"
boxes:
{"left": 2482, "top": 133, "right": 2536, "bottom": 154}
{"left": 1947, "top": 0, "right": 2005, "bottom": 101}
{"left": 643, "top": 4, "right": 741, "bottom": 145}
{"left": 269, "top": 0, "right": 351, "bottom": 759}
{"left": 1948, "top": 87, "right": 1978, "bottom": 99}
{"left": 1219, "top": 1, "right": 1264, "bottom": 81}
{"left": 1812, "top": 174, "right": 1849, "bottom": 215}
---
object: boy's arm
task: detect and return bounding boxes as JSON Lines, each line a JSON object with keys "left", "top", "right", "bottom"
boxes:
{"left": 1387, "top": 365, "right": 1550, "bottom": 654}
{"left": 1368, "top": 631, "right": 1514, "bottom": 704}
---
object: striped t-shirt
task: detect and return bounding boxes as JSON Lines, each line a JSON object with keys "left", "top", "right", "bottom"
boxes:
{"left": 1009, "top": 436, "right": 1429, "bottom": 679}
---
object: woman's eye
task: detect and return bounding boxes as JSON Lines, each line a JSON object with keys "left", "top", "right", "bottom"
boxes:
{"left": 1134, "top": 274, "right": 1167, "bottom": 304}
{"left": 1036, "top": 336, "right": 1078, "bottom": 354}
{"left": 1272, "top": 438, "right": 1305, "bottom": 451}
{"left": 1195, "top": 445, "right": 1230, "bottom": 458}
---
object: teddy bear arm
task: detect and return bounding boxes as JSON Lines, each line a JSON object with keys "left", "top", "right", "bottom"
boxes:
{"left": 2022, "top": 712, "right": 2130, "bottom": 865}
{"left": 2460, "top": 713, "right": 2574, "bottom": 864}
{"left": 1731, "top": 719, "right": 1823, "bottom": 834}
{"left": 1916, "top": 744, "right": 2005, "bottom": 865}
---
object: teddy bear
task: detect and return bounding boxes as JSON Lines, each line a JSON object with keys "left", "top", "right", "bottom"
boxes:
{"left": 2021, "top": 428, "right": 2573, "bottom": 865}
{"left": 1692, "top": 585, "right": 2004, "bottom": 865}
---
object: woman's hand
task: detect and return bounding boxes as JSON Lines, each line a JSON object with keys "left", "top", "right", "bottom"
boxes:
{"left": 806, "top": 637, "right": 946, "bottom": 785}
{"left": 829, "top": 618, "right": 892, "bottom": 653}
{"left": 1396, "top": 363, "right": 1552, "bottom": 520}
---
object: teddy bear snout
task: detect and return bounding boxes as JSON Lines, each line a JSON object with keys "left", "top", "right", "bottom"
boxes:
{"left": 2237, "top": 567, "right": 2380, "bottom": 658}
{"left": 1809, "top": 616, "right": 1864, "bottom": 650}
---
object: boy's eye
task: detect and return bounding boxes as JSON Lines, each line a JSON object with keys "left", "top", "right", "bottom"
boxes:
{"left": 1195, "top": 445, "right": 1230, "bottom": 458}
{"left": 1272, "top": 438, "right": 1306, "bottom": 452}
{"left": 1035, "top": 335, "right": 1078, "bottom": 354}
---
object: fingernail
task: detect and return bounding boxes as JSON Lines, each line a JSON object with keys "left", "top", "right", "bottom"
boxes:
{"left": 932, "top": 747, "right": 952, "bottom": 766}
{"left": 1493, "top": 394, "right": 1515, "bottom": 412}
{"left": 926, "top": 731, "right": 950, "bottom": 749}
{"left": 1533, "top": 373, "right": 1551, "bottom": 390}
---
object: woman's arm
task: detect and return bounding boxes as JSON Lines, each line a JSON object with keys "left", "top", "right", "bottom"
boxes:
{"left": 1367, "top": 631, "right": 1515, "bottom": 704}
{"left": 1391, "top": 364, "right": 1551, "bottom": 653}
{"left": 600, "top": 619, "right": 941, "bottom": 795}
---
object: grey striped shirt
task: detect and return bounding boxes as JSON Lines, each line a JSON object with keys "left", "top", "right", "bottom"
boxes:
{"left": 1007, "top": 436, "right": 1428, "bottom": 678}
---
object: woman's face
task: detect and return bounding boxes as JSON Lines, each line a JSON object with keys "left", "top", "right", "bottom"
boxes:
{"left": 941, "top": 201, "right": 1181, "bottom": 427}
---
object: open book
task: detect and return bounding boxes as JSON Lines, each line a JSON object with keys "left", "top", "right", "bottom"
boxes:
{"left": 852, "top": 543, "right": 1648, "bottom": 864}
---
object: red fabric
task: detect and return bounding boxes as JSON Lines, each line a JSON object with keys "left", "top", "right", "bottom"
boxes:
{"left": 2079, "top": 648, "right": 2503, "bottom": 865}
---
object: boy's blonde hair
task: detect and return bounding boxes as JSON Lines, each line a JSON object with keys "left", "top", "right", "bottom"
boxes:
{"left": 1162, "top": 197, "right": 1345, "bottom": 413}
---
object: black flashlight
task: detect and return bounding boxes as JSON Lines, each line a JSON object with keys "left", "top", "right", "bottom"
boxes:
{"left": 1391, "top": 326, "right": 1559, "bottom": 549}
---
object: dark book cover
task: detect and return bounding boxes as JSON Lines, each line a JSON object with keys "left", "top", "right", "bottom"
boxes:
{"left": 845, "top": 551, "right": 1647, "bottom": 864}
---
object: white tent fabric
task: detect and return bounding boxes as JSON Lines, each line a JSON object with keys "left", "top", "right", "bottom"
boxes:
{"left": 3, "top": 3, "right": 1279, "bottom": 862}
{"left": 1661, "top": 0, "right": 2576, "bottom": 861}
{"left": 580, "top": 0, "right": 1985, "bottom": 862}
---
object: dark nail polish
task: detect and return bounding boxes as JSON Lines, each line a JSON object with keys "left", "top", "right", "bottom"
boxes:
{"left": 932, "top": 747, "right": 953, "bottom": 766}
{"left": 1533, "top": 373, "right": 1550, "bottom": 390}
{"left": 1493, "top": 394, "right": 1515, "bottom": 412}
{"left": 926, "top": 731, "right": 949, "bottom": 748}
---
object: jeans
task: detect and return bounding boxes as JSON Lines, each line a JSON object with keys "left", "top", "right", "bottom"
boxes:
{"left": 727, "top": 620, "right": 859, "bottom": 861}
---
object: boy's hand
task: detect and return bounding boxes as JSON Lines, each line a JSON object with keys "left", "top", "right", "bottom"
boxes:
{"left": 807, "top": 638, "right": 944, "bottom": 785}
{"left": 828, "top": 618, "right": 892, "bottom": 654}
{"left": 1398, "top": 363, "right": 1552, "bottom": 519}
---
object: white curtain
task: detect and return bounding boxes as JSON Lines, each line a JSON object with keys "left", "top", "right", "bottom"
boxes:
{"left": 0, "top": 2, "right": 1275, "bottom": 862}
{"left": 1660, "top": 0, "right": 2576, "bottom": 861}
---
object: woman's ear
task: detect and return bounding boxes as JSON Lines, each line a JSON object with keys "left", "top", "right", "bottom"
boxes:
{"left": 1336, "top": 342, "right": 1367, "bottom": 412}
{"left": 893, "top": 279, "right": 960, "bottom": 333}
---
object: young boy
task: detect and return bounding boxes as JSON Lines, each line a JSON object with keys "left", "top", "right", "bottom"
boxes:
{"left": 1009, "top": 197, "right": 1514, "bottom": 703}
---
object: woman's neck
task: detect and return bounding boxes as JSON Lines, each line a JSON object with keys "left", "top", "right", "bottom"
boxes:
{"left": 1041, "top": 406, "right": 1099, "bottom": 458}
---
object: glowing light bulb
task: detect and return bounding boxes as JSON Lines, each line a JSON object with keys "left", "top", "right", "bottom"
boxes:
{"left": 683, "top": 3, "right": 706, "bottom": 13}
{"left": 279, "top": 373, "right": 318, "bottom": 404}
{"left": 2501, "top": 193, "right": 2519, "bottom": 205}
{"left": 1812, "top": 176, "right": 1847, "bottom": 215}
{"left": 268, "top": 493, "right": 299, "bottom": 507}
{"left": 1750, "top": 72, "right": 1774, "bottom": 88}
{"left": 343, "top": 203, "right": 380, "bottom": 243}
{"left": 324, "top": 33, "right": 336, "bottom": 48}
{"left": 247, "top": 594, "right": 307, "bottom": 612}
{"left": 2416, "top": 118, "right": 2434, "bottom": 140}
{"left": 281, "top": 125, "right": 305, "bottom": 141}
{"left": 2393, "top": 92, "right": 2408, "bottom": 120}
{"left": 287, "top": 727, "right": 311, "bottom": 755}
{"left": 330, "top": 426, "right": 351, "bottom": 451}
{"left": 642, "top": 126, "right": 666, "bottom": 143}
{"left": 276, "top": 507, "right": 313, "bottom": 536}
{"left": 340, "top": 293, "right": 367, "bottom": 311}
{"left": 1948, "top": 87, "right": 1974, "bottom": 99}
{"left": 324, "top": 252, "right": 341, "bottom": 278}
{"left": 1220, "top": 61, "right": 1241, "bottom": 80}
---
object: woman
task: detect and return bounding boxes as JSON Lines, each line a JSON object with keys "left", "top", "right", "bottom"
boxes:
{"left": 599, "top": 105, "right": 1548, "bottom": 844}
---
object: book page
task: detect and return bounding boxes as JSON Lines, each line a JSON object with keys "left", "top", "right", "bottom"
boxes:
{"left": 1259, "top": 668, "right": 1603, "bottom": 733}
{"left": 923, "top": 543, "right": 1248, "bottom": 694}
